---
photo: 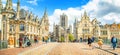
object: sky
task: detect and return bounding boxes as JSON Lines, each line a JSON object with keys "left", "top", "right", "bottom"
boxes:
{"left": 1, "top": 0, "right": 120, "bottom": 32}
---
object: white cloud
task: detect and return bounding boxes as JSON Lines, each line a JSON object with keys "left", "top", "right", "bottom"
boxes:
{"left": 81, "top": 0, "right": 120, "bottom": 23}
{"left": 103, "top": 13, "right": 120, "bottom": 23}
{"left": 49, "top": 0, "right": 120, "bottom": 32}
{"left": 27, "top": 0, "right": 38, "bottom": 5}
{"left": 2, "top": 0, "right": 6, "bottom": 3}
{"left": 49, "top": 8, "right": 84, "bottom": 32}
{"left": 21, "top": 6, "right": 33, "bottom": 11}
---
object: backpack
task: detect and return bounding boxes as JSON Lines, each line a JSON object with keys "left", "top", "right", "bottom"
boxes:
{"left": 91, "top": 37, "right": 95, "bottom": 42}
{"left": 112, "top": 37, "right": 117, "bottom": 43}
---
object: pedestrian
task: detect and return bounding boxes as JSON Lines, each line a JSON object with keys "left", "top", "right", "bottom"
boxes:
{"left": 111, "top": 35, "right": 118, "bottom": 50}
{"left": 24, "top": 36, "right": 30, "bottom": 47}
{"left": 91, "top": 36, "right": 95, "bottom": 49}
{"left": 27, "top": 38, "right": 31, "bottom": 47}
{"left": 80, "top": 38, "right": 82, "bottom": 42}
{"left": 19, "top": 37, "right": 23, "bottom": 48}
{"left": 91, "top": 36, "right": 95, "bottom": 42}
{"left": 23, "top": 37, "right": 26, "bottom": 47}
{"left": 88, "top": 36, "right": 93, "bottom": 49}
{"left": 98, "top": 37, "right": 103, "bottom": 48}
{"left": 34, "top": 36, "right": 38, "bottom": 43}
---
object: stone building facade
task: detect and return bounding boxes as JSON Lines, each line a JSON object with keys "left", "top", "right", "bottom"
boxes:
{"left": 53, "top": 13, "right": 71, "bottom": 42}
{"left": 105, "top": 23, "right": 120, "bottom": 39}
{"left": 0, "top": 0, "right": 49, "bottom": 48}
{"left": 74, "top": 11, "right": 120, "bottom": 40}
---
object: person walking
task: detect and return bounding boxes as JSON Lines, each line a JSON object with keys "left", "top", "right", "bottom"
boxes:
{"left": 98, "top": 37, "right": 103, "bottom": 48}
{"left": 80, "top": 38, "right": 82, "bottom": 42}
{"left": 88, "top": 36, "right": 93, "bottom": 49}
{"left": 91, "top": 36, "right": 95, "bottom": 49}
{"left": 26, "top": 37, "right": 31, "bottom": 47}
{"left": 24, "top": 37, "right": 30, "bottom": 47}
{"left": 111, "top": 35, "right": 118, "bottom": 50}
{"left": 19, "top": 37, "right": 23, "bottom": 48}
{"left": 34, "top": 36, "right": 38, "bottom": 43}
{"left": 91, "top": 36, "right": 95, "bottom": 42}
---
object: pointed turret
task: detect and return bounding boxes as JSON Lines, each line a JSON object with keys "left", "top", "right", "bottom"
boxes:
{"left": 84, "top": 11, "right": 87, "bottom": 17}
{"left": 16, "top": 0, "right": 20, "bottom": 19}
{"left": 43, "top": 8, "right": 48, "bottom": 17}
{"left": 35, "top": 16, "right": 38, "bottom": 22}
{"left": 0, "top": 0, "right": 3, "bottom": 13}
{"left": 42, "top": 8, "right": 49, "bottom": 29}
{"left": 81, "top": 11, "right": 90, "bottom": 20}
{"left": 43, "top": 8, "right": 49, "bottom": 22}
{"left": 0, "top": 0, "right": 3, "bottom": 9}
{"left": 75, "top": 18, "right": 77, "bottom": 24}
{"left": 5, "top": 0, "right": 13, "bottom": 10}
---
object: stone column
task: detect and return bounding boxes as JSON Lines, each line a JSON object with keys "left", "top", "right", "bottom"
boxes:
{"left": 15, "top": 23, "right": 19, "bottom": 47}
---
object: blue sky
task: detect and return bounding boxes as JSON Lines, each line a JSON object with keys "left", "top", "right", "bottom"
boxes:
{"left": 7, "top": 0, "right": 90, "bottom": 17}
{"left": 1, "top": 0, "right": 120, "bottom": 32}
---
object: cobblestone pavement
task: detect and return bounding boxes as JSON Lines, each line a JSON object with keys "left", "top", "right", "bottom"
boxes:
{"left": 18, "top": 42, "right": 59, "bottom": 55}
{"left": 94, "top": 43, "right": 120, "bottom": 55}
{"left": 0, "top": 42, "right": 43, "bottom": 55}
{"left": 48, "top": 43, "right": 120, "bottom": 55}
{"left": 0, "top": 42, "right": 120, "bottom": 55}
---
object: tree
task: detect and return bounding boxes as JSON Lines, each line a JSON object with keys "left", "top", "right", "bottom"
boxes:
{"left": 59, "top": 36, "right": 65, "bottom": 42}
{"left": 69, "top": 34, "right": 75, "bottom": 42}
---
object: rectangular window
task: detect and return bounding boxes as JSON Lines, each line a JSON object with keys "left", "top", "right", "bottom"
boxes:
{"left": 20, "top": 24, "right": 24, "bottom": 31}
{"left": 102, "top": 31, "right": 107, "bottom": 35}
{"left": 31, "top": 26, "right": 32, "bottom": 32}
{"left": 10, "top": 25, "right": 12, "bottom": 32}
{"left": 9, "top": 24, "right": 15, "bottom": 32}
{"left": 26, "top": 25, "right": 29, "bottom": 31}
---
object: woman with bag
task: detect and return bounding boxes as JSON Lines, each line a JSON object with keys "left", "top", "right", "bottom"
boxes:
{"left": 98, "top": 37, "right": 103, "bottom": 48}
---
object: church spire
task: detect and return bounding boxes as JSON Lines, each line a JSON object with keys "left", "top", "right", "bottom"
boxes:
{"left": 81, "top": 10, "right": 90, "bottom": 20}
{"left": 44, "top": 8, "right": 48, "bottom": 16}
{"left": 75, "top": 18, "right": 77, "bottom": 23}
{"left": 84, "top": 10, "right": 87, "bottom": 17}
{"left": 5, "top": 0, "right": 13, "bottom": 10}
{"left": 43, "top": 8, "right": 49, "bottom": 26}
{"left": 16, "top": 0, "right": 20, "bottom": 19}
{"left": 43, "top": 8, "right": 49, "bottom": 21}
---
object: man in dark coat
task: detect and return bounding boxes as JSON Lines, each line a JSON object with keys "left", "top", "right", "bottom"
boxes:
{"left": 111, "top": 36, "right": 118, "bottom": 50}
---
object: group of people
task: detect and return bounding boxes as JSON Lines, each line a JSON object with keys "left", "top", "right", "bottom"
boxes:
{"left": 87, "top": 35, "right": 118, "bottom": 50}
{"left": 19, "top": 36, "right": 31, "bottom": 48}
